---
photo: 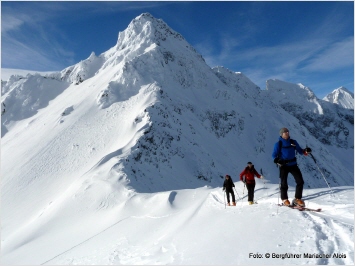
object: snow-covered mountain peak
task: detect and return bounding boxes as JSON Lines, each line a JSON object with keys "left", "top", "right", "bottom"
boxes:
{"left": 55, "top": 51, "right": 103, "bottom": 84}
{"left": 323, "top": 86, "right": 354, "bottom": 109}
{"left": 114, "top": 12, "right": 188, "bottom": 54}
{"left": 126, "top": 12, "right": 184, "bottom": 42}
{"left": 40, "top": 13, "right": 202, "bottom": 89}
{"left": 266, "top": 79, "right": 316, "bottom": 100}
{"left": 266, "top": 79, "right": 323, "bottom": 114}
{"left": 96, "top": 13, "right": 208, "bottom": 93}
{"left": 338, "top": 86, "right": 353, "bottom": 95}
{"left": 88, "top": 51, "right": 97, "bottom": 60}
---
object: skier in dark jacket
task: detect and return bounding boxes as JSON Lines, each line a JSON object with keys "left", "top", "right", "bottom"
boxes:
{"left": 239, "top": 162, "right": 264, "bottom": 205}
{"left": 223, "top": 175, "right": 236, "bottom": 206}
{"left": 272, "top": 127, "right": 312, "bottom": 207}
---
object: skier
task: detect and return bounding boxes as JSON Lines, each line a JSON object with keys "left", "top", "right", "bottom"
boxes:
{"left": 223, "top": 175, "right": 236, "bottom": 206}
{"left": 239, "top": 162, "right": 264, "bottom": 205}
{"left": 272, "top": 127, "right": 312, "bottom": 207}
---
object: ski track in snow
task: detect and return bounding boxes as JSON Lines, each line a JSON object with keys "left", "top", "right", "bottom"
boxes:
{"left": 302, "top": 212, "right": 353, "bottom": 265}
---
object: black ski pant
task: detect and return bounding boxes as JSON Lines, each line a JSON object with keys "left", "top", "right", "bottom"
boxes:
{"left": 225, "top": 189, "right": 235, "bottom": 203}
{"left": 246, "top": 181, "right": 256, "bottom": 202}
{"left": 279, "top": 164, "right": 304, "bottom": 200}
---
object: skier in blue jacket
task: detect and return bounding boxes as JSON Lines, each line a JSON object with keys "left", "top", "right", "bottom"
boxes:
{"left": 272, "top": 127, "right": 312, "bottom": 207}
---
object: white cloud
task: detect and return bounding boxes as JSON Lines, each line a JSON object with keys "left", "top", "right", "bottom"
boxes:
{"left": 201, "top": 33, "right": 353, "bottom": 93}
{"left": 1, "top": 14, "right": 25, "bottom": 33}
{"left": 1, "top": 4, "right": 76, "bottom": 70}
{"left": 1, "top": 34, "right": 67, "bottom": 71}
{"left": 301, "top": 37, "right": 354, "bottom": 72}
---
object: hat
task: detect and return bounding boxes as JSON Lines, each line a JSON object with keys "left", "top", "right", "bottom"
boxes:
{"left": 247, "top": 162, "right": 253, "bottom": 165}
{"left": 279, "top": 127, "right": 289, "bottom": 136}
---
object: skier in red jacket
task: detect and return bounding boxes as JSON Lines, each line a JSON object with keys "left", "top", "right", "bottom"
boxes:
{"left": 239, "top": 162, "right": 264, "bottom": 205}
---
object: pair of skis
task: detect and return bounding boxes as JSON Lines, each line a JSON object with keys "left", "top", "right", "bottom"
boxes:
{"left": 278, "top": 203, "right": 322, "bottom": 212}
{"left": 225, "top": 201, "right": 258, "bottom": 206}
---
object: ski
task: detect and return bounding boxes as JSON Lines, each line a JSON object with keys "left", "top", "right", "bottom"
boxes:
{"left": 278, "top": 204, "right": 321, "bottom": 212}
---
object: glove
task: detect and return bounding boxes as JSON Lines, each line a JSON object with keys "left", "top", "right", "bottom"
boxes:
{"left": 304, "top": 147, "right": 312, "bottom": 153}
{"left": 260, "top": 175, "right": 264, "bottom": 179}
{"left": 223, "top": 187, "right": 225, "bottom": 191}
{"left": 274, "top": 158, "right": 285, "bottom": 165}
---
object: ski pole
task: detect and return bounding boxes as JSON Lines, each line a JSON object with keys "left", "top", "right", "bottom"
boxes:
{"left": 278, "top": 178, "right": 281, "bottom": 215}
{"left": 233, "top": 187, "right": 241, "bottom": 201}
{"left": 261, "top": 168, "right": 265, "bottom": 189}
{"left": 277, "top": 166, "right": 281, "bottom": 215}
{"left": 309, "top": 152, "right": 334, "bottom": 196}
{"left": 242, "top": 181, "right": 246, "bottom": 208}
{"left": 261, "top": 168, "right": 268, "bottom": 198}
{"left": 223, "top": 189, "right": 226, "bottom": 209}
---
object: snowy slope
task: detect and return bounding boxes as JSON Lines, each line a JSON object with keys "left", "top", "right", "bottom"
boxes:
{"left": 2, "top": 183, "right": 354, "bottom": 265}
{"left": 323, "top": 86, "right": 354, "bottom": 110}
{"left": 1, "top": 13, "right": 354, "bottom": 265}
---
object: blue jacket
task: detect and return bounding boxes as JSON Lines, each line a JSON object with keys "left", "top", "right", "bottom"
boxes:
{"left": 272, "top": 137, "right": 304, "bottom": 166}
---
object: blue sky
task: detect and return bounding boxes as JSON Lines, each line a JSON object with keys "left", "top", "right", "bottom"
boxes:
{"left": 1, "top": 1, "right": 354, "bottom": 98}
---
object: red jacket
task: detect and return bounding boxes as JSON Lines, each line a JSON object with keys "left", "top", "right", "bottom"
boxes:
{"left": 240, "top": 167, "right": 261, "bottom": 184}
